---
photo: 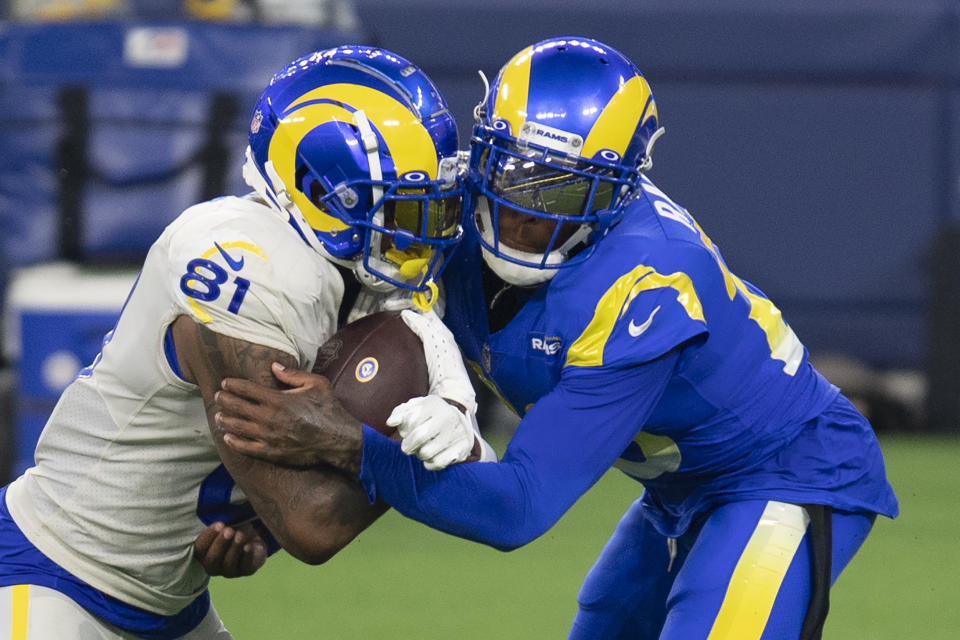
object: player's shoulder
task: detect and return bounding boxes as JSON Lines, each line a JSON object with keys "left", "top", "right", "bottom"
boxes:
{"left": 617, "top": 177, "right": 711, "bottom": 251}
{"left": 156, "top": 194, "right": 336, "bottom": 296}
{"left": 549, "top": 182, "right": 714, "bottom": 369}
{"left": 564, "top": 230, "right": 709, "bottom": 307}
{"left": 164, "top": 195, "right": 317, "bottom": 261}
{"left": 150, "top": 195, "right": 341, "bottom": 361}
{"left": 164, "top": 194, "right": 283, "bottom": 242}
{"left": 605, "top": 186, "right": 723, "bottom": 282}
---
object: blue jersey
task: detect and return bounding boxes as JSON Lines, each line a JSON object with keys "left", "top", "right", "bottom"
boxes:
{"left": 359, "top": 177, "right": 897, "bottom": 544}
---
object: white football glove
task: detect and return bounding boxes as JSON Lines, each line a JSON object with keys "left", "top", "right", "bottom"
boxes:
{"left": 385, "top": 309, "right": 481, "bottom": 470}
{"left": 387, "top": 395, "right": 475, "bottom": 471}
{"left": 398, "top": 309, "right": 476, "bottom": 413}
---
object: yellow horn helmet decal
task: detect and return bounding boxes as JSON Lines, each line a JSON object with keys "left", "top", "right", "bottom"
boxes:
{"left": 267, "top": 83, "right": 439, "bottom": 232}
{"left": 582, "top": 75, "right": 657, "bottom": 159}
{"left": 492, "top": 46, "right": 533, "bottom": 134}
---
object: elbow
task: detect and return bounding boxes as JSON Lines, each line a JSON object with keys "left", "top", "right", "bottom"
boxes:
{"left": 274, "top": 519, "right": 354, "bottom": 566}
{"left": 490, "top": 540, "right": 527, "bottom": 553}
{"left": 489, "top": 529, "right": 540, "bottom": 552}
{"left": 278, "top": 534, "right": 341, "bottom": 566}
{"left": 458, "top": 474, "right": 560, "bottom": 552}
{"left": 480, "top": 512, "right": 552, "bottom": 552}
{"left": 286, "top": 544, "right": 339, "bottom": 566}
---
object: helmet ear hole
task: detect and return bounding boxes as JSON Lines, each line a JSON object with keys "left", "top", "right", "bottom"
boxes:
{"left": 306, "top": 179, "right": 327, "bottom": 211}
{"left": 294, "top": 164, "right": 310, "bottom": 195}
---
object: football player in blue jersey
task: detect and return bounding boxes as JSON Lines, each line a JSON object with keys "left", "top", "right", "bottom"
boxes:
{"left": 215, "top": 37, "right": 899, "bottom": 639}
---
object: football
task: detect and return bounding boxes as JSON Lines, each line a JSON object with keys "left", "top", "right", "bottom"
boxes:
{"left": 312, "top": 310, "right": 429, "bottom": 437}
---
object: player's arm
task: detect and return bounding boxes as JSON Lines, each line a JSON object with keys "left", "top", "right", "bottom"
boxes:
{"left": 357, "top": 355, "right": 678, "bottom": 548}
{"left": 171, "top": 314, "right": 388, "bottom": 565}
{"left": 217, "top": 350, "right": 679, "bottom": 550}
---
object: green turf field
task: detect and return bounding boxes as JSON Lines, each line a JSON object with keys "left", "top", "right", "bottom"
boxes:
{"left": 210, "top": 434, "right": 959, "bottom": 638}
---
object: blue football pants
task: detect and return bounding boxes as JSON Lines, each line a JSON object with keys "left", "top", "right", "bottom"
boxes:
{"left": 568, "top": 499, "right": 874, "bottom": 640}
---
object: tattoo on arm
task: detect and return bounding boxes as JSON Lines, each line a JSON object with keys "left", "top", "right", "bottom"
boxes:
{"left": 172, "top": 315, "right": 386, "bottom": 559}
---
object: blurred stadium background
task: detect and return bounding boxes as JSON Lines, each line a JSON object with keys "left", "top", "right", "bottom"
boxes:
{"left": 0, "top": 0, "right": 957, "bottom": 637}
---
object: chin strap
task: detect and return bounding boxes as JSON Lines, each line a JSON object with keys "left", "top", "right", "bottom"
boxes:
{"left": 242, "top": 146, "right": 328, "bottom": 256}
{"left": 351, "top": 108, "right": 395, "bottom": 291}
{"left": 263, "top": 161, "right": 291, "bottom": 208}
{"left": 473, "top": 69, "right": 490, "bottom": 123}
{"left": 555, "top": 223, "right": 593, "bottom": 258}
{"left": 353, "top": 109, "right": 383, "bottom": 205}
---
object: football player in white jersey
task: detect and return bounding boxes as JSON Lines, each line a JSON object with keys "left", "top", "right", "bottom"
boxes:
{"left": 0, "top": 46, "right": 491, "bottom": 639}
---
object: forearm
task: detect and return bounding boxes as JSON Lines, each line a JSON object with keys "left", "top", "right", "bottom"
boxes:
{"left": 176, "top": 316, "right": 377, "bottom": 563}
{"left": 355, "top": 355, "right": 680, "bottom": 549}
{"left": 232, "top": 459, "right": 385, "bottom": 564}
{"left": 359, "top": 426, "right": 558, "bottom": 550}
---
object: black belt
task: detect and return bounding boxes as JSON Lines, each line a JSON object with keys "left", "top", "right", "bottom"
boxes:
{"left": 799, "top": 504, "right": 833, "bottom": 640}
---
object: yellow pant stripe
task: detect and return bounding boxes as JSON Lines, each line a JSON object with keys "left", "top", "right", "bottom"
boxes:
{"left": 11, "top": 585, "right": 29, "bottom": 640}
{"left": 707, "top": 502, "right": 809, "bottom": 640}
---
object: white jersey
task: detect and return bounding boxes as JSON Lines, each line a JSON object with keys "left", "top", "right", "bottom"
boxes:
{"left": 5, "top": 195, "right": 342, "bottom": 616}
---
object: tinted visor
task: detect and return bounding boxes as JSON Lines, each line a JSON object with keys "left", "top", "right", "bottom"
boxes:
{"left": 385, "top": 190, "right": 461, "bottom": 240}
{"left": 488, "top": 153, "right": 617, "bottom": 217}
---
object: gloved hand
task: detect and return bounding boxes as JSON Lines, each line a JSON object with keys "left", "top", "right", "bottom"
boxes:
{"left": 385, "top": 309, "right": 479, "bottom": 470}
{"left": 398, "top": 309, "right": 476, "bottom": 413}
{"left": 386, "top": 395, "right": 475, "bottom": 471}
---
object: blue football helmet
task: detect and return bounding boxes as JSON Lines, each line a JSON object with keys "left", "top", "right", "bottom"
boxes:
{"left": 243, "top": 46, "right": 464, "bottom": 293}
{"left": 467, "top": 37, "right": 664, "bottom": 286}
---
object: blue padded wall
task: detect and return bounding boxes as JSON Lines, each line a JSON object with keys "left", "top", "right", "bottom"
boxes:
{"left": 0, "top": 20, "right": 366, "bottom": 266}
{"left": 1, "top": 1, "right": 958, "bottom": 375}
{"left": 354, "top": 0, "right": 960, "bottom": 373}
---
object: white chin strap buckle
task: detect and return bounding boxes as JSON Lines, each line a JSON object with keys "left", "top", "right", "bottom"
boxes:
{"left": 640, "top": 126, "right": 666, "bottom": 172}
{"left": 264, "top": 160, "right": 292, "bottom": 208}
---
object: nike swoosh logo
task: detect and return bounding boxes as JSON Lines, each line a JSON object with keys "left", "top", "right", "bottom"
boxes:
{"left": 214, "top": 242, "right": 244, "bottom": 271}
{"left": 628, "top": 305, "right": 661, "bottom": 337}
